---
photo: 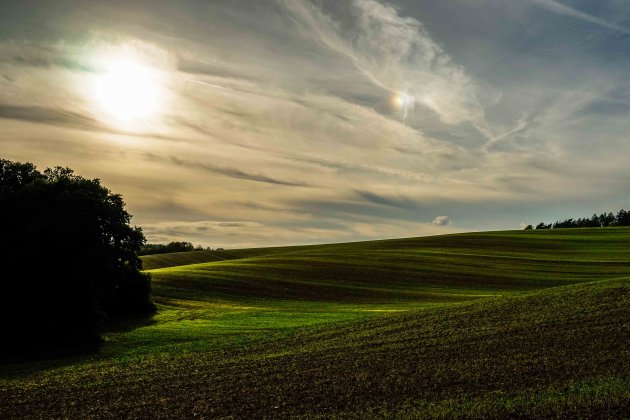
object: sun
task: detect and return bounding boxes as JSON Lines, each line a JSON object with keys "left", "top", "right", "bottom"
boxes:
{"left": 91, "top": 50, "right": 165, "bottom": 128}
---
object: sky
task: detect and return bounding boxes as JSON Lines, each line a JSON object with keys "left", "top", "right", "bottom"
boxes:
{"left": 1, "top": 0, "right": 629, "bottom": 248}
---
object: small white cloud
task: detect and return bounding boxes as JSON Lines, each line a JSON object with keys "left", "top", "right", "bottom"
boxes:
{"left": 432, "top": 215, "right": 451, "bottom": 226}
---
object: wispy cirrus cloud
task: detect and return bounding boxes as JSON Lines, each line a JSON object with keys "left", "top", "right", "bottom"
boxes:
{"left": 529, "top": 0, "right": 630, "bottom": 34}
{"left": 354, "top": 190, "right": 419, "bottom": 209}
{"left": 0, "top": 104, "right": 104, "bottom": 130}
{"left": 283, "top": 0, "right": 489, "bottom": 132}
{"left": 0, "top": 41, "right": 94, "bottom": 72}
{"left": 145, "top": 153, "right": 312, "bottom": 187}
{"left": 3, "top": 0, "right": 630, "bottom": 248}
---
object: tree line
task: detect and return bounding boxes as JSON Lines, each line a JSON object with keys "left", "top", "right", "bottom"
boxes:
{"left": 526, "top": 209, "right": 630, "bottom": 230}
{"left": 139, "top": 241, "right": 213, "bottom": 255}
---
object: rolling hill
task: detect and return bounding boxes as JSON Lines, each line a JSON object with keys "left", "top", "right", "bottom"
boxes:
{"left": 1, "top": 228, "right": 629, "bottom": 418}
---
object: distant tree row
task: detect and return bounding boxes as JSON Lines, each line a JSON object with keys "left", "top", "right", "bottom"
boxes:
{"left": 525, "top": 209, "right": 630, "bottom": 230}
{"left": 139, "top": 241, "right": 213, "bottom": 255}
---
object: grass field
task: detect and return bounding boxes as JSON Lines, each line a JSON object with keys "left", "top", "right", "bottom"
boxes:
{"left": 1, "top": 228, "right": 629, "bottom": 418}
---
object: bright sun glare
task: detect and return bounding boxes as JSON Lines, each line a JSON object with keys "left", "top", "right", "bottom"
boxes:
{"left": 92, "top": 50, "right": 164, "bottom": 128}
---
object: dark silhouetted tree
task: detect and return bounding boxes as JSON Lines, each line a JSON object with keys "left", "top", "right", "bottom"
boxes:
{"left": 599, "top": 212, "right": 615, "bottom": 227}
{"left": 617, "top": 209, "right": 630, "bottom": 226}
{"left": 0, "top": 159, "right": 154, "bottom": 357}
{"left": 591, "top": 214, "right": 600, "bottom": 227}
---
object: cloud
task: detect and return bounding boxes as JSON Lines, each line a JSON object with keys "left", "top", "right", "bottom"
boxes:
{"left": 3, "top": 0, "right": 630, "bottom": 248}
{"left": 354, "top": 190, "right": 418, "bottom": 209}
{"left": 142, "top": 219, "right": 339, "bottom": 248}
{"left": 0, "top": 104, "right": 104, "bottom": 130}
{"left": 283, "top": 0, "right": 489, "bottom": 131}
{"left": 142, "top": 220, "right": 262, "bottom": 246}
{"left": 177, "top": 58, "right": 259, "bottom": 82}
{"left": 528, "top": 0, "right": 630, "bottom": 34}
{"left": 141, "top": 217, "right": 462, "bottom": 248}
{"left": 432, "top": 215, "right": 451, "bottom": 226}
{"left": 281, "top": 152, "right": 436, "bottom": 182}
{"left": 484, "top": 85, "right": 610, "bottom": 152}
{"left": 0, "top": 41, "right": 94, "bottom": 72}
{"left": 145, "top": 154, "right": 311, "bottom": 187}
{"left": 0, "top": 103, "right": 182, "bottom": 144}
{"left": 576, "top": 86, "right": 630, "bottom": 117}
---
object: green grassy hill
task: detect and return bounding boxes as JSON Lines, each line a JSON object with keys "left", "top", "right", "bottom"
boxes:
{"left": 140, "top": 246, "right": 303, "bottom": 270}
{"left": 147, "top": 228, "right": 630, "bottom": 325}
{"left": 2, "top": 228, "right": 630, "bottom": 418}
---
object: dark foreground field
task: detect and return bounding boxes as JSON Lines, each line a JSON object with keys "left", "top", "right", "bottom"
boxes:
{"left": 2, "top": 228, "right": 629, "bottom": 418}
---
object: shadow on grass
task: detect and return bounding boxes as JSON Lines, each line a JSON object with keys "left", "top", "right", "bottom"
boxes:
{"left": 105, "top": 311, "right": 158, "bottom": 333}
{"left": 0, "top": 339, "right": 103, "bottom": 366}
{"left": 1, "top": 312, "right": 157, "bottom": 369}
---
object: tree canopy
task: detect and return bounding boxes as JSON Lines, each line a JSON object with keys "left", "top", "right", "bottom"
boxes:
{"left": 0, "top": 159, "right": 154, "bottom": 357}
